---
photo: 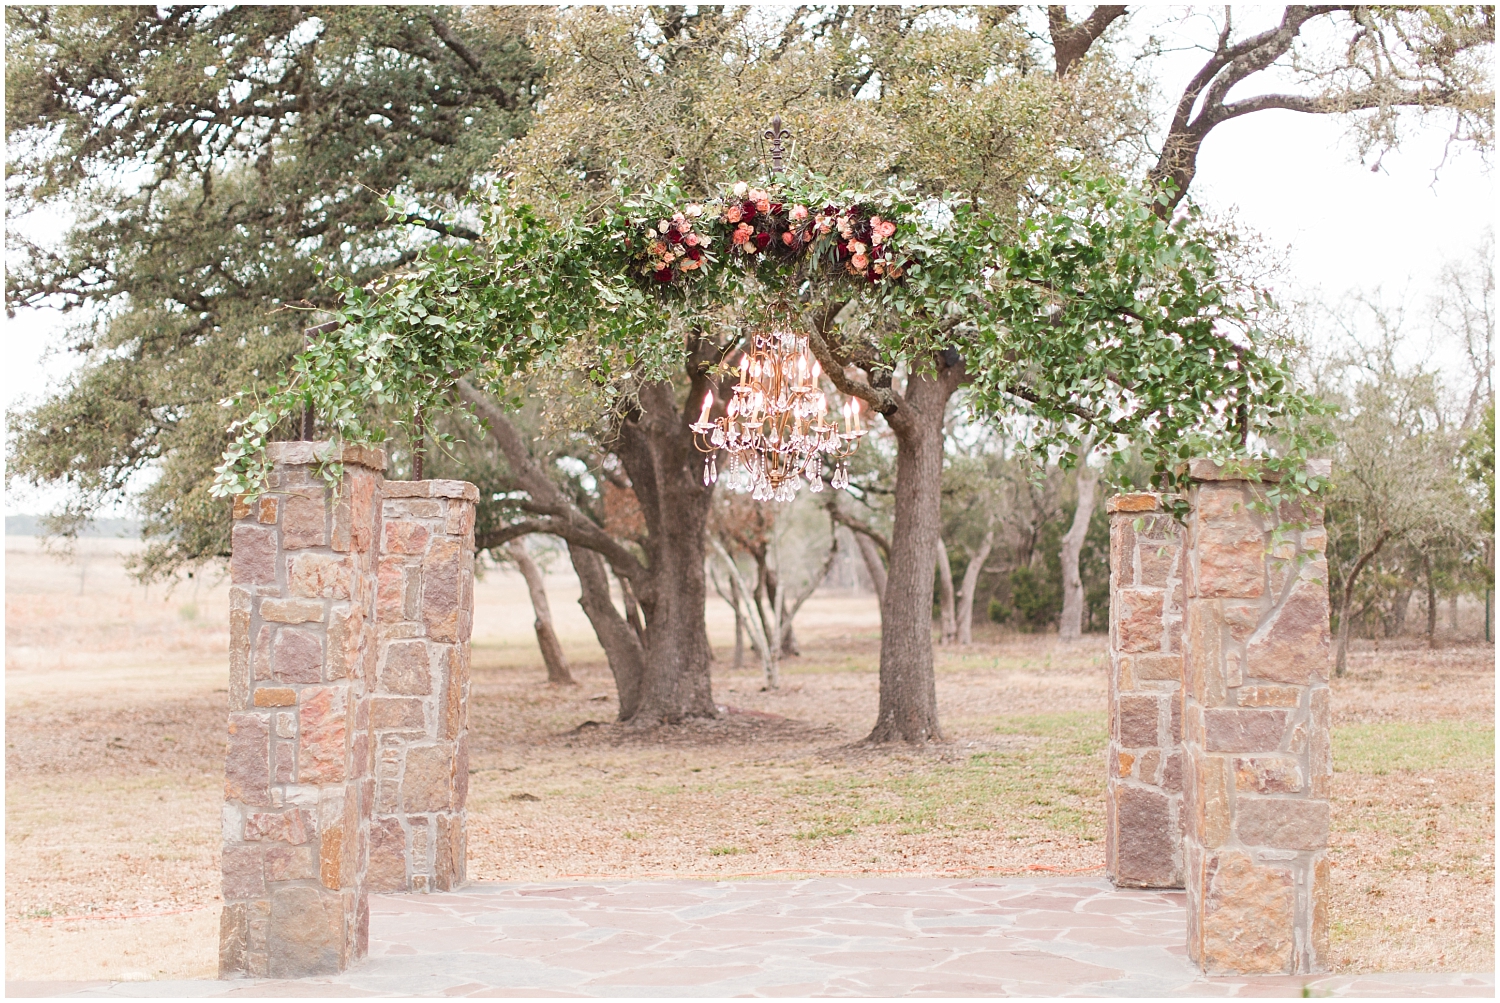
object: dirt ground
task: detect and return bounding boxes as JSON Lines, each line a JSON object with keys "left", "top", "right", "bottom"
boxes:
{"left": 4, "top": 537, "right": 1493, "bottom": 981}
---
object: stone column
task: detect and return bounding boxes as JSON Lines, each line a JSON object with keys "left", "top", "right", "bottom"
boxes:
{"left": 1180, "top": 459, "right": 1332, "bottom": 975}
{"left": 1105, "top": 492, "right": 1186, "bottom": 889}
{"left": 221, "top": 442, "right": 385, "bottom": 978}
{"left": 367, "top": 480, "right": 477, "bottom": 894}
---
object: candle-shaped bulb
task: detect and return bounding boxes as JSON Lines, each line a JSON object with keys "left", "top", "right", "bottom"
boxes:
{"left": 698, "top": 391, "right": 713, "bottom": 425}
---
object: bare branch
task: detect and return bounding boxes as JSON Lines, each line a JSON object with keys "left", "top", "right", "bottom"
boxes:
{"left": 1048, "top": 5, "right": 1128, "bottom": 77}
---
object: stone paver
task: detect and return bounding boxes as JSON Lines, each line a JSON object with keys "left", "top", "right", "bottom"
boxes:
{"left": 9, "top": 879, "right": 1491, "bottom": 998}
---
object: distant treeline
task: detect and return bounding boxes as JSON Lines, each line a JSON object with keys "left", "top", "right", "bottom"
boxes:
{"left": 5, "top": 515, "right": 140, "bottom": 538}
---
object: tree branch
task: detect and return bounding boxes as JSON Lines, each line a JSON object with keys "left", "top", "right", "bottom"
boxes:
{"left": 1048, "top": 5, "right": 1128, "bottom": 77}
{"left": 389, "top": 211, "right": 480, "bottom": 242}
{"left": 824, "top": 497, "right": 891, "bottom": 559}
{"left": 804, "top": 304, "right": 901, "bottom": 416}
{"left": 456, "top": 378, "right": 650, "bottom": 587}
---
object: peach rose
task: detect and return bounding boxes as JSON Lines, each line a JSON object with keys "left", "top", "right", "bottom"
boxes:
{"left": 851, "top": 253, "right": 870, "bottom": 270}
{"left": 725, "top": 205, "right": 743, "bottom": 224}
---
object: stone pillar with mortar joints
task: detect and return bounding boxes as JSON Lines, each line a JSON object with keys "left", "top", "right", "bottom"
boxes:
{"left": 1106, "top": 492, "right": 1186, "bottom": 889}
{"left": 1180, "top": 459, "right": 1332, "bottom": 975}
{"left": 221, "top": 442, "right": 385, "bottom": 977}
{"left": 368, "top": 480, "right": 477, "bottom": 893}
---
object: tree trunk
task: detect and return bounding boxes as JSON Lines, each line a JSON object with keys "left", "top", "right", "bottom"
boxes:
{"left": 712, "top": 539, "right": 778, "bottom": 689}
{"left": 777, "top": 531, "right": 840, "bottom": 656}
{"left": 935, "top": 536, "right": 957, "bottom": 645}
{"left": 1424, "top": 553, "right": 1438, "bottom": 648}
{"left": 956, "top": 519, "right": 995, "bottom": 645}
{"left": 732, "top": 574, "right": 747, "bottom": 669}
{"left": 1059, "top": 456, "right": 1099, "bottom": 642}
{"left": 1388, "top": 584, "right": 1413, "bottom": 637}
{"left": 507, "top": 539, "right": 574, "bottom": 685}
{"left": 461, "top": 372, "right": 720, "bottom": 726}
{"left": 866, "top": 368, "right": 960, "bottom": 744}
{"left": 1334, "top": 530, "right": 1392, "bottom": 677}
{"left": 854, "top": 531, "right": 887, "bottom": 602}
{"left": 569, "top": 545, "right": 644, "bottom": 720}
{"left": 611, "top": 380, "right": 719, "bottom": 724}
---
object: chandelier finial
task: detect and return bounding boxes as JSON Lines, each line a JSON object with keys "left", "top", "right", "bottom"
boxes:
{"left": 763, "top": 115, "right": 791, "bottom": 176}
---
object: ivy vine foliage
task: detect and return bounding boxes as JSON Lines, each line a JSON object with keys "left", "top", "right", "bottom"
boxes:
{"left": 210, "top": 169, "right": 1327, "bottom": 504}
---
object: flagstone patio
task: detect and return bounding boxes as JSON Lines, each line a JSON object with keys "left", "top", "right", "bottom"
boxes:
{"left": 8, "top": 878, "right": 1492, "bottom": 998}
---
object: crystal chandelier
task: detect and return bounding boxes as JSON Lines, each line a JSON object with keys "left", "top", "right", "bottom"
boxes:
{"left": 691, "top": 321, "right": 867, "bottom": 501}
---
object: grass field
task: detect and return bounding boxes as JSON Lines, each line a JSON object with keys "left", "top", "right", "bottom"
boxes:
{"left": 4, "top": 536, "right": 1493, "bottom": 981}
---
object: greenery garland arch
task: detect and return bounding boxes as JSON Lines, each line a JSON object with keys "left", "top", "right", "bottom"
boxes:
{"left": 211, "top": 166, "right": 1325, "bottom": 502}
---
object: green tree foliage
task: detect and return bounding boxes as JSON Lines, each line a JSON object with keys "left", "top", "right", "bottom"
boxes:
{"left": 5, "top": 5, "right": 541, "bottom": 576}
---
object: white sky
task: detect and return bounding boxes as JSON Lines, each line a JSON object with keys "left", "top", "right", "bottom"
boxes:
{"left": 4, "top": 8, "right": 1494, "bottom": 517}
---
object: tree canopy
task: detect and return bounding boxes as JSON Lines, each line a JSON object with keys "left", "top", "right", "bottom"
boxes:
{"left": 6, "top": 5, "right": 540, "bottom": 575}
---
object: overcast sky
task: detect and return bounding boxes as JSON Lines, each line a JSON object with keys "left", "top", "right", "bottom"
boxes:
{"left": 4, "top": 8, "right": 1494, "bottom": 517}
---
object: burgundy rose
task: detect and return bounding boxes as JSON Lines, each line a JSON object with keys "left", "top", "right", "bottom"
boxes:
{"left": 654, "top": 267, "right": 674, "bottom": 283}
{"left": 754, "top": 231, "right": 772, "bottom": 251}
{"left": 823, "top": 205, "right": 837, "bottom": 215}
{"left": 741, "top": 199, "right": 757, "bottom": 221}
{"left": 770, "top": 203, "right": 783, "bottom": 215}
{"left": 836, "top": 241, "right": 848, "bottom": 259}
{"left": 686, "top": 245, "right": 702, "bottom": 260}
{"left": 666, "top": 228, "right": 682, "bottom": 244}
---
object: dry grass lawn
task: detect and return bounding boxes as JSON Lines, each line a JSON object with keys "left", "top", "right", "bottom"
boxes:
{"left": 5, "top": 537, "right": 1493, "bottom": 982}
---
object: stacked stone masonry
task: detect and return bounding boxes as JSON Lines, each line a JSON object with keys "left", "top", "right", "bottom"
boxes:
{"left": 1179, "top": 459, "right": 1332, "bottom": 976}
{"left": 1106, "top": 493, "right": 1186, "bottom": 890}
{"left": 222, "top": 443, "right": 476, "bottom": 978}
{"left": 369, "top": 480, "right": 477, "bottom": 894}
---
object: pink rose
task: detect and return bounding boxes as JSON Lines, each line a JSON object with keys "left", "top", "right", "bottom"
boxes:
{"left": 790, "top": 205, "right": 809, "bottom": 221}
{"left": 685, "top": 233, "right": 700, "bottom": 247}
{"left": 781, "top": 231, "right": 796, "bottom": 246}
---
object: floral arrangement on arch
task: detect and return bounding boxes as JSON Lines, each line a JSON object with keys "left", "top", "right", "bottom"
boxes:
{"left": 630, "top": 180, "right": 904, "bottom": 287}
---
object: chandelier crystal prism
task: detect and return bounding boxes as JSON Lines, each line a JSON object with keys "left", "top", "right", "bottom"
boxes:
{"left": 691, "top": 322, "right": 866, "bottom": 502}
